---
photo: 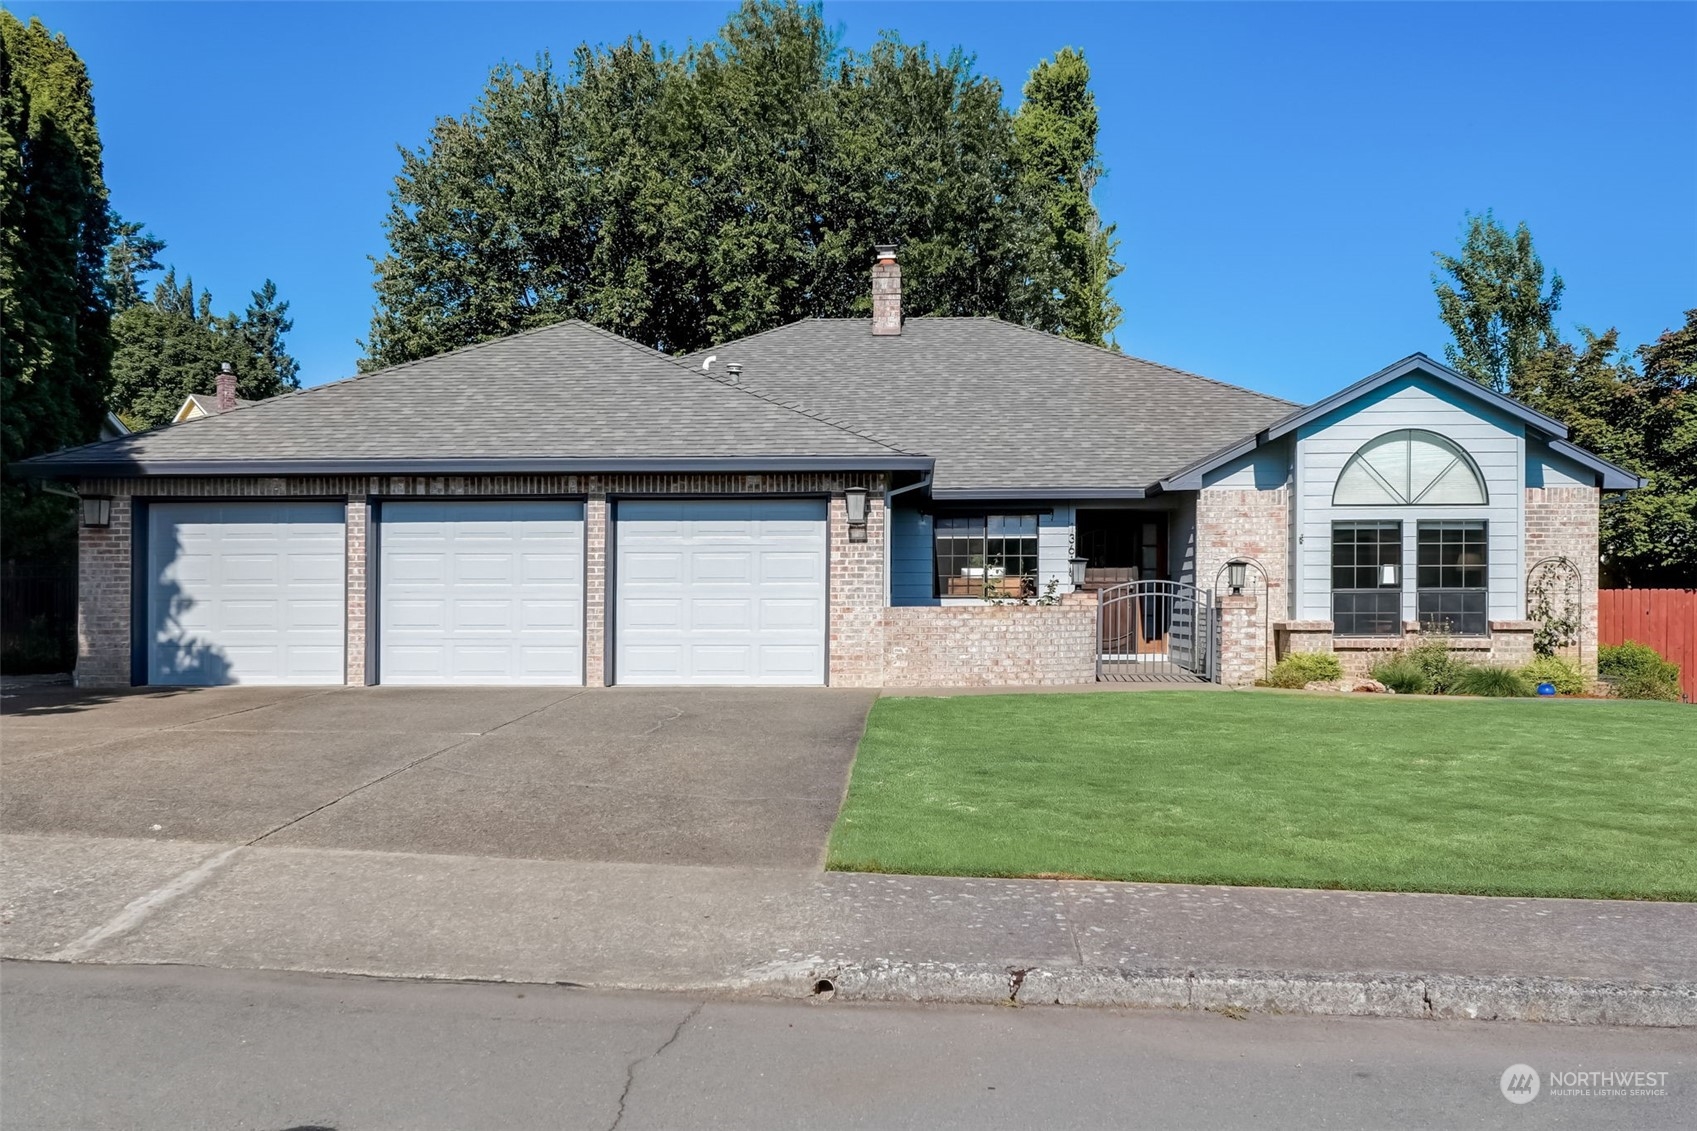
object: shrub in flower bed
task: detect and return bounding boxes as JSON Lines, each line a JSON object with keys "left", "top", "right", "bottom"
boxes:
{"left": 1265, "top": 652, "right": 1344, "bottom": 688}
{"left": 1599, "top": 641, "right": 1683, "bottom": 702}
{"left": 1518, "top": 655, "right": 1588, "bottom": 696}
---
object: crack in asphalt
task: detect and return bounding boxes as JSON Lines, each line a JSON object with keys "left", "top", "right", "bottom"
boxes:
{"left": 608, "top": 1001, "right": 702, "bottom": 1131}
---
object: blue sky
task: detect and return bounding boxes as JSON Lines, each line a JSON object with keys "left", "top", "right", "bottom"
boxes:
{"left": 26, "top": 1, "right": 1697, "bottom": 403}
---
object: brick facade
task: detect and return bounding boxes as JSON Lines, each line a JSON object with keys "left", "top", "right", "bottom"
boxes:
{"left": 344, "top": 497, "right": 370, "bottom": 685}
{"left": 75, "top": 496, "right": 133, "bottom": 688}
{"left": 1525, "top": 486, "right": 1601, "bottom": 675}
{"left": 882, "top": 594, "right": 1097, "bottom": 687}
{"left": 74, "top": 472, "right": 887, "bottom": 689}
{"left": 1215, "top": 593, "right": 1265, "bottom": 687}
{"left": 828, "top": 492, "right": 887, "bottom": 687}
{"left": 1194, "top": 486, "right": 1289, "bottom": 613}
{"left": 1194, "top": 485, "right": 1288, "bottom": 687}
{"left": 1321, "top": 620, "right": 1538, "bottom": 678}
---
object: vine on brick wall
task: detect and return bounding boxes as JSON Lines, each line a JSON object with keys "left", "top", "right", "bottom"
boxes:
{"left": 1526, "top": 556, "right": 1581, "bottom": 657}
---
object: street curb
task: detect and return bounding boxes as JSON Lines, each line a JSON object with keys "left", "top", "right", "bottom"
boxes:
{"left": 746, "top": 960, "right": 1697, "bottom": 1028}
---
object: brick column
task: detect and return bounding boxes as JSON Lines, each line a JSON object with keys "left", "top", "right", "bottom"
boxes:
{"left": 827, "top": 486, "right": 887, "bottom": 686}
{"left": 1195, "top": 486, "right": 1289, "bottom": 616}
{"left": 1525, "top": 486, "right": 1600, "bottom": 676}
{"left": 76, "top": 495, "right": 133, "bottom": 688}
{"left": 583, "top": 484, "right": 608, "bottom": 686}
{"left": 1216, "top": 592, "right": 1266, "bottom": 688}
{"left": 344, "top": 497, "right": 369, "bottom": 685}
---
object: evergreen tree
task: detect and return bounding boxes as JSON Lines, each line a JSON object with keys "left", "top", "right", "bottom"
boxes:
{"left": 364, "top": 0, "right": 1123, "bottom": 367}
{"left": 1505, "top": 318, "right": 1696, "bottom": 587}
{"left": 1013, "top": 47, "right": 1123, "bottom": 345}
{"left": 102, "top": 211, "right": 163, "bottom": 313}
{"left": 108, "top": 270, "right": 303, "bottom": 429}
{"left": 235, "top": 279, "right": 300, "bottom": 393}
{"left": 0, "top": 13, "right": 112, "bottom": 559}
{"left": 1617, "top": 312, "right": 1697, "bottom": 586}
{"left": 1433, "top": 211, "right": 1564, "bottom": 393}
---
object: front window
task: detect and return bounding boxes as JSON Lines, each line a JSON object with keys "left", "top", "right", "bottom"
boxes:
{"left": 1417, "top": 521, "right": 1488, "bottom": 636}
{"left": 934, "top": 514, "right": 1039, "bottom": 598}
{"left": 1332, "top": 521, "right": 1402, "bottom": 635}
{"left": 1333, "top": 429, "right": 1488, "bottom": 505}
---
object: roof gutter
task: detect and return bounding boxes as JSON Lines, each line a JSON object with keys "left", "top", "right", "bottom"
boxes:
{"left": 22, "top": 455, "right": 936, "bottom": 480}
{"left": 928, "top": 486, "right": 1148, "bottom": 502}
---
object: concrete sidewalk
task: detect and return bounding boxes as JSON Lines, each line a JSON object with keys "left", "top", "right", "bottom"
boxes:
{"left": 4, "top": 832, "right": 1693, "bottom": 1026}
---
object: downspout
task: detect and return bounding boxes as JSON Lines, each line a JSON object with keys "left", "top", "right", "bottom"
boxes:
{"left": 883, "top": 472, "right": 933, "bottom": 607}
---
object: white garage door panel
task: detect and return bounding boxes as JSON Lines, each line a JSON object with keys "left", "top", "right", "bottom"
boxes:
{"left": 615, "top": 499, "right": 827, "bottom": 685}
{"left": 147, "top": 501, "right": 347, "bottom": 686}
{"left": 379, "top": 500, "right": 584, "bottom": 685}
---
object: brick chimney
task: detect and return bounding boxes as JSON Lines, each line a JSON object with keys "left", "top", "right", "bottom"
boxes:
{"left": 871, "top": 243, "right": 901, "bottom": 336}
{"left": 215, "top": 362, "right": 238, "bottom": 413}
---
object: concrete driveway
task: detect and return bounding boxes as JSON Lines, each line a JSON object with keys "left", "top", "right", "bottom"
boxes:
{"left": 0, "top": 685, "right": 876, "bottom": 869}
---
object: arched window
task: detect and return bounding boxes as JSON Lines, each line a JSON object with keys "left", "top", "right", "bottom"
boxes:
{"left": 1333, "top": 430, "right": 1487, "bottom": 506}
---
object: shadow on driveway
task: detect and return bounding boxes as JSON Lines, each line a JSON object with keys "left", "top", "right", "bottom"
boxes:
{"left": 2, "top": 686, "right": 876, "bottom": 870}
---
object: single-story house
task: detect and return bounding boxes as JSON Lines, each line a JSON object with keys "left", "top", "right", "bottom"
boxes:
{"left": 20, "top": 246, "right": 1639, "bottom": 690}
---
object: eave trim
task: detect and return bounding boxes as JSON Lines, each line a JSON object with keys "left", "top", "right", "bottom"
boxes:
{"left": 24, "top": 455, "right": 935, "bottom": 479}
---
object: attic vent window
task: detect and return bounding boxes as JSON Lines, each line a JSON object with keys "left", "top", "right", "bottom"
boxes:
{"left": 1333, "top": 429, "right": 1487, "bottom": 506}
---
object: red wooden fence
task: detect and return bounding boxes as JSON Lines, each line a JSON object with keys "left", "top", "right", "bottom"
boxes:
{"left": 1598, "top": 589, "right": 1697, "bottom": 702}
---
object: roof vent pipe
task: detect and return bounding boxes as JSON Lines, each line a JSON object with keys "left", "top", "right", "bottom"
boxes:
{"left": 701, "top": 355, "right": 717, "bottom": 372}
{"left": 726, "top": 362, "right": 742, "bottom": 383}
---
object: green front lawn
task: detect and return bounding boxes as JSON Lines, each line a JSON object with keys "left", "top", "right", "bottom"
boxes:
{"left": 827, "top": 692, "right": 1696, "bottom": 900}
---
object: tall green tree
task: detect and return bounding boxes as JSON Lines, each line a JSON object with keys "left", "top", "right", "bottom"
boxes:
{"left": 235, "top": 279, "right": 300, "bottom": 392}
{"left": 1616, "top": 312, "right": 1697, "bottom": 586}
{"left": 108, "top": 269, "right": 303, "bottom": 430}
{"left": 1433, "top": 211, "right": 1564, "bottom": 393}
{"left": 101, "top": 211, "right": 164, "bottom": 313}
{"left": 0, "top": 13, "right": 111, "bottom": 559}
{"left": 1434, "top": 211, "right": 1695, "bottom": 585}
{"left": 1514, "top": 320, "right": 1697, "bottom": 587}
{"left": 1013, "top": 47, "right": 1123, "bottom": 345}
{"left": 364, "top": 0, "right": 1123, "bottom": 368}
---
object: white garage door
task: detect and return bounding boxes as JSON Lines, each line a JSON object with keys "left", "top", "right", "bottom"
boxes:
{"left": 615, "top": 499, "right": 827, "bottom": 685}
{"left": 379, "top": 500, "right": 584, "bottom": 685}
{"left": 147, "top": 501, "right": 346, "bottom": 686}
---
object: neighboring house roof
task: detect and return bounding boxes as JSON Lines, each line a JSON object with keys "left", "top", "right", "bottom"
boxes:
{"left": 683, "top": 318, "right": 1297, "bottom": 498}
{"left": 1159, "top": 353, "right": 1644, "bottom": 491}
{"left": 99, "top": 412, "right": 129, "bottom": 440}
{"left": 19, "top": 320, "right": 929, "bottom": 478}
{"left": 174, "top": 393, "right": 256, "bottom": 423}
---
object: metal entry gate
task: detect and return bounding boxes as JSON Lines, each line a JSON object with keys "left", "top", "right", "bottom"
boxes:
{"left": 1097, "top": 580, "right": 1215, "bottom": 682}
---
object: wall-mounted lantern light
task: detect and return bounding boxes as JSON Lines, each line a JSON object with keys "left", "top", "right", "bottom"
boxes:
{"left": 844, "top": 486, "right": 869, "bottom": 543}
{"left": 1069, "top": 556, "right": 1089, "bottom": 587}
{"left": 1227, "top": 559, "right": 1248, "bottom": 595}
{"left": 1380, "top": 563, "right": 1400, "bottom": 587}
{"left": 843, "top": 487, "right": 868, "bottom": 525}
{"left": 80, "top": 495, "right": 113, "bottom": 527}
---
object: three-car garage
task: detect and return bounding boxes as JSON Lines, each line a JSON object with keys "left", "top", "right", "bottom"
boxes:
{"left": 140, "top": 497, "right": 832, "bottom": 688}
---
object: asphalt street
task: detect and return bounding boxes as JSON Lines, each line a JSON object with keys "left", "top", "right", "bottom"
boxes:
{"left": 3, "top": 962, "right": 1691, "bottom": 1130}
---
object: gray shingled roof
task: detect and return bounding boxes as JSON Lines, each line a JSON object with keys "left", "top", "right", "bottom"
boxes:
{"left": 684, "top": 318, "right": 1297, "bottom": 495}
{"left": 180, "top": 393, "right": 256, "bottom": 415}
{"left": 23, "top": 321, "right": 925, "bottom": 476}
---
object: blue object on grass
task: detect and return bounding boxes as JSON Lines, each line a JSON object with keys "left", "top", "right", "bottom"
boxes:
{"left": 1536, "top": 682, "right": 1557, "bottom": 696}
